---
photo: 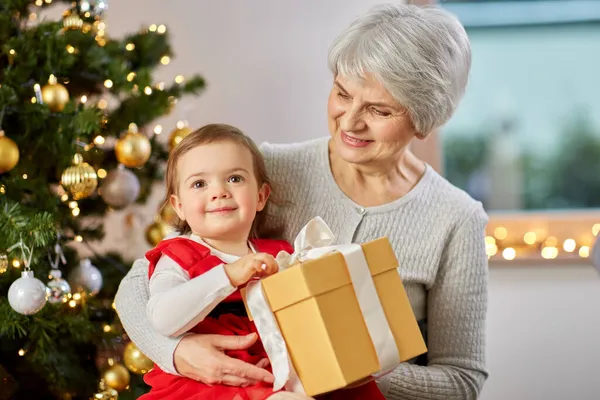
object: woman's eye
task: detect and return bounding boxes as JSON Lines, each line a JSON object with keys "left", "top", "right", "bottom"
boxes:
{"left": 337, "top": 91, "right": 350, "bottom": 99}
{"left": 192, "top": 180, "right": 206, "bottom": 189}
{"left": 372, "top": 108, "right": 390, "bottom": 117}
{"left": 228, "top": 175, "right": 244, "bottom": 183}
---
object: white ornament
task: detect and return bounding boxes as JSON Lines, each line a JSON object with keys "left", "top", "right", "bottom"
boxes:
{"left": 98, "top": 165, "right": 140, "bottom": 209}
{"left": 46, "top": 269, "right": 72, "bottom": 304}
{"left": 69, "top": 258, "right": 103, "bottom": 295}
{"left": 8, "top": 270, "right": 48, "bottom": 315}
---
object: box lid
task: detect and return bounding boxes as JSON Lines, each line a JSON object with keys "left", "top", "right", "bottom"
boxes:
{"left": 262, "top": 237, "right": 398, "bottom": 313}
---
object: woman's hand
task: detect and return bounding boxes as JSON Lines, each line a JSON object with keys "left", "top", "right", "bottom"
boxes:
{"left": 173, "top": 332, "right": 274, "bottom": 386}
{"left": 224, "top": 252, "right": 278, "bottom": 287}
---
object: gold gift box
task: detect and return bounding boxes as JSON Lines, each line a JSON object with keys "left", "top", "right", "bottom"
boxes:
{"left": 243, "top": 237, "right": 427, "bottom": 396}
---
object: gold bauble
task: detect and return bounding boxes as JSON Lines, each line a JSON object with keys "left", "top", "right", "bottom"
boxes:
{"left": 63, "top": 13, "right": 83, "bottom": 31}
{"left": 123, "top": 342, "right": 154, "bottom": 375}
{"left": 41, "top": 75, "right": 70, "bottom": 112}
{"left": 91, "top": 379, "right": 118, "bottom": 400}
{"left": 61, "top": 154, "right": 98, "bottom": 200}
{"left": 0, "top": 131, "right": 19, "bottom": 173}
{"left": 115, "top": 124, "right": 151, "bottom": 168}
{"left": 159, "top": 204, "right": 178, "bottom": 224}
{"left": 145, "top": 220, "right": 174, "bottom": 247}
{"left": 168, "top": 126, "right": 192, "bottom": 151}
{"left": 101, "top": 364, "right": 130, "bottom": 392}
{"left": 0, "top": 254, "right": 8, "bottom": 274}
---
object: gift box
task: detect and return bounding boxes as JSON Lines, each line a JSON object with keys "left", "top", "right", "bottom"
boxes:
{"left": 242, "top": 218, "right": 427, "bottom": 397}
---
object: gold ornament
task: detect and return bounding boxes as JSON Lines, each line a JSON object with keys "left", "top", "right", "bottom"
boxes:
{"left": 0, "top": 130, "right": 19, "bottom": 173}
{"left": 41, "top": 75, "right": 70, "bottom": 112}
{"left": 159, "top": 204, "right": 178, "bottom": 224}
{"left": 145, "top": 219, "right": 174, "bottom": 247}
{"left": 91, "top": 379, "right": 118, "bottom": 400}
{"left": 123, "top": 342, "right": 153, "bottom": 375}
{"left": 0, "top": 254, "right": 8, "bottom": 273}
{"left": 101, "top": 364, "right": 130, "bottom": 392}
{"left": 62, "top": 13, "right": 83, "bottom": 31}
{"left": 61, "top": 154, "right": 98, "bottom": 200}
{"left": 168, "top": 125, "right": 192, "bottom": 151}
{"left": 115, "top": 124, "right": 151, "bottom": 168}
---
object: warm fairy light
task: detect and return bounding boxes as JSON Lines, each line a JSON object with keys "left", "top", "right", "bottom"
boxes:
{"left": 29, "top": 13, "right": 37, "bottom": 21}
{"left": 579, "top": 246, "right": 590, "bottom": 258}
{"left": 31, "top": 97, "right": 37, "bottom": 104}
{"left": 9, "top": 49, "right": 16, "bottom": 56}
{"left": 66, "top": 45, "right": 76, "bottom": 54}
{"left": 44, "top": 0, "right": 52, "bottom": 3}
{"left": 84, "top": 11, "right": 90, "bottom": 18}
{"left": 97, "top": 22, "right": 106, "bottom": 31}
{"left": 103, "top": 325, "right": 112, "bottom": 333}
{"left": 98, "top": 99, "right": 108, "bottom": 109}
{"left": 154, "top": 125, "right": 163, "bottom": 134}
{"left": 127, "top": 72, "right": 136, "bottom": 82}
{"left": 0, "top": 185, "right": 5, "bottom": 194}
{"left": 132, "top": 84, "right": 139, "bottom": 94}
{"left": 160, "top": 56, "right": 170, "bottom": 65}
{"left": 149, "top": 24, "right": 157, "bottom": 32}
{"left": 176, "top": 120, "right": 187, "bottom": 130}
{"left": 69, "top": 201, "right": 78, "bottom": 209}
{"left": 144, "top": 86, "right": 153, "bottom": 95}
{"left": 104, "top": 79, "right": 113, "bottom": 89}
{"left": 18, "top": 349, "right": 26, "bottom": 356}
{"left": 94, "top": 136, "right": 105, "bottom": 145}
{"left": 69, "top": 300, "right": 77, "bottom": 308}
{"left": 125, "top": 43, "right": 135, "bottom": 51}
{"left": 73, "top": 293, "right": 82, "bottom": 301}
{"left": 493, "top": 227, "right": 508, "bottom": 240}
{"left": 157, "top": 24, "right": 167, "bottom": 34}
{"left": 61, "top": 194, "right": 69, "bottom": 202}
{"left": 35, "top": 0, "right": 43, "bottom": 5}
{"left": 523, "top": 232, "right": 537, "bottom": 245}
{"left": 156, "top": 82, "right": 165, "bottom": 90}
{"left": 80, "top": 95, "right": 88, "bottom": 103}
{"left": 502, "top": 247, "right": 516, "bottom": 260}
{"left": 541, "top": 247, "right": 559, "bottom": 260}
{"left": 544, "top": 236, "right": 558, "bottom": 247}
{"left": 22, "top": 174, "right": 28, "bottom": 180}
{"left": 563, "top": 239, "right": 576, "bottom": 253}
{"left": 97, "top": 168, "right": 107, "bottom": 178}
{"left": 593, "top": 224, "right": 600, "bottom": 236}
{"left": 12, "top": 260, "right": 20, "bottom": 268}
{"left": 486, "top": 243, "right": 498, "bottom": 257}
{"left": 175, "top": 75, "right": 185, "bottom": 84}
{"left": 75, "top": 235, "right": 83, "bottom": 242}
{"left": 72, "top": 208, "right": 80, "bottom": 217}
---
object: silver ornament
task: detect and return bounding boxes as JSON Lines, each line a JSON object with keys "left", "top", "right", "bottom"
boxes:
{"left": 8, "top": 271, "right": 48, "bottom": 315}
{"left": 69, "top": 258, "right": 103, "bottom": 296}
{"left": 46, "top": 269, "right": 71, "bottom": 304}
{"left": 99, "top": 165, "right": 140, "bottom": 209}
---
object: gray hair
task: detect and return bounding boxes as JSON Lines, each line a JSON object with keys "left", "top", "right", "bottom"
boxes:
{"left": 327, "top": 4, "right": 471, "bottom": 137}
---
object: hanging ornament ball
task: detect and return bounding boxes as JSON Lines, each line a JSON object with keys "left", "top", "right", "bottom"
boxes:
{"left": 61, "top": 153, "right": 98, "bottom": 200}
{"left": 123, "top": 342, "right": 154, "bottom": 375}
{"left": 159, "top": 204, "right": 178, "bottom": 225}
{"left": 92, "top": 379, "right": 118, "bottom": 400}
{"left": 115, "top": 124, "right": 152, "bottom": 168}
{"left": 69, "top": 258, "right": 103, "bottom": 296}
{"left": 168, "top": 125, "right": 193, "bottom": 151}
{"left": 0, "top": 130, "right": 19, "bottom": 174}
{"left": 0, "top": 254, "right": 8, "bottom": 274}
{"left": 102, "top": 364, "right": 130, "bottom": 392}
{"left": 62, "top": 12, "right": 83, "bottom": 31}
{"left": 41, "top": 75, "right": 70, "bottom": 112}
{"left": 145, "top": 220, "right": 174, "bottom": 247}
{"left": 8, "top": 270, "right": 48, "bottom": 315}
{"left": 45, "top": 269, "right": 71, "bottom": 304}
{"left": 99, "top": 165, "right": 140, "bottom": 209}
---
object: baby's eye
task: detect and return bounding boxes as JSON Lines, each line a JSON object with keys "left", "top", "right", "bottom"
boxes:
{"left": 192, "top": 180, "right": 206, "bottom": 189}
{"left": 228, "top": 175, "right": 244, "bottom": 184}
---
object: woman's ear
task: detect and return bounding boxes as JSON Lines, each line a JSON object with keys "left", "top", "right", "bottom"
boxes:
{"left": 170, "top": 194, "right": 186, "bottom": 221}
{"left": 256, "top": 183, "right": 271, "bottom": 212}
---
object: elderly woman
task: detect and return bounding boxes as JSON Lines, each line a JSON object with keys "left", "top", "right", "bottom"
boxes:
{"left": 115, "top": 4, "right": 488, "bottom": 400}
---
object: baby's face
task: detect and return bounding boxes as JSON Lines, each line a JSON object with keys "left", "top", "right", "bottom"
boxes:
{"left": 170, "top": 141, "right": 269, "bottom": 242}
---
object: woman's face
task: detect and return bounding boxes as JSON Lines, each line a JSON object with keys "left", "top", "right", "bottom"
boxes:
{"left": 327, "top": 73, "right": 418, "bottom": 168}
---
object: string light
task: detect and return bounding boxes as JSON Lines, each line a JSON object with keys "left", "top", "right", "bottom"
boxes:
{"left": 149, "top": 24, "right": 157, "bottom": 32}
{"left": 75, "top": 235, "right": 83, "bottom": 242}
{"left": 97, "top": 168, "right": 107, "bottom": 178}
{"left": 69, "top": 201, "right": 78, "bottom": 209}
{"left": 61, "top": 194, "right": 69, "bottom": 202}
{"left": 125, "top": 43, "right": 135, "bottom": 51}
{"left": 22, "top": 174, "right": 28, "bottom": 180}
{"left": 66, "top": 45, "right": 76, "bottom": 54}
{"left": 12, "top": 260, "right": 20, "bottom": 268}
{"left": 541, "top": 247, "right": 559, "bottom": 260}
{"left": 175, "top": 75, "right": 185, "bottom": 84}
{"left": 0, "top": 185, "right": 5, "bottom": 194}
{"left": 29, "top": 13, "right": 37, "bottom": 21}
{"left": 72, "top": 208, "right": 80, "bottom": 217}
{"left": 156, "top": 81, "right": 165, "bottom": 90}
{"left": 44, "top": 0, "right": 52, "bottom": 4}
{"left": 563, "top": 239, "right": 576, "bottom": 253}
{"left": 18, "top": 349, "right": 26, "bottom": 356}
{"left": 94, "top": 135, "right": 105, "bottom": 145}
{"left": 493, "top": 227, "right": 508, "bottom": 240}
{"left": 579, "top": 246, "right": 590, "bottom": 258}
{"left": 523, "top": 232, "right": 537, "bottom": 245}
{"left": 160, "top": 56, "right": 171, "bottom": 65}
{"left": 502, "top": 248, "right": 516, "bottom": 260}
{"left": 593, "top": 224, "right": 600, "bottom": 236}
{"left": 73, "top": 293, "right": 82, "bottom": 301}
{"left": 127, "top": 72, "right": 136, "bottom": 82}
{"left": 80, "top": 95, "right": 88, "bottom": 103}
{"left": 154, "top": 125, "right": 163, "bottom": 135}
{"left": 103, "top": 324, "right": 112, "bottom": 333}
{"left": 35, "top": 0, "right": 43, "bottom": 5}
{"left": 97, "top": 99, "right": 108, "bottom": 109}
{"left": 144, "top": 86, "right": 153, "bottom": 95}
{"left": 157, "top": 24, "right": 167, "bottom": 34}
{"left": 104, "top": 79, "right": 113, "bottom": 89}
{"left": 544, "top": 236, "right": 558, "bottom": 247}
{"left": 69, "top": 300, "right": 77, "bottom": 308}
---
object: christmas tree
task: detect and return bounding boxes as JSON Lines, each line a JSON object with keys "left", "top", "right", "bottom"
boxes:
{"left": 0, "top": 1, "right": 204, "bottom": 399}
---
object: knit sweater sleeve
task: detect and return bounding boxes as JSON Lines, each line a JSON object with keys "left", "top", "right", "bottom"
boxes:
{"left": 387, "top": 206, "right": 489, "bottom": 400}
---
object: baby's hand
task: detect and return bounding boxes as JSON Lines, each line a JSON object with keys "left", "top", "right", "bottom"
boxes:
{"left": 224, "top": 253, "right": 278, "bottom": 287}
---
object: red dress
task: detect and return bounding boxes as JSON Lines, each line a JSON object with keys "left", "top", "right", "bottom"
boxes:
{"left": 140, "top": 237, "right": 385, "bottom": 400}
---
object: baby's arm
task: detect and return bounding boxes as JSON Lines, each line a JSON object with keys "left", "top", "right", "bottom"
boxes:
{"left": 147, "top": 255, "right": 236, "bottom": 337}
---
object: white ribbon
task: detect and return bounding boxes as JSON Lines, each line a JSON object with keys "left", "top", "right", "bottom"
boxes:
{"left": 246, "top": 217, "right": 401, "bottom": 393}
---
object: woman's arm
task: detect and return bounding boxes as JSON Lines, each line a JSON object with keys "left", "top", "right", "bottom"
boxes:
{"left": 386, "top": 206, "right": 489, "bottom": 400}
{"left": 147, "top": 256, "right": 235, "bottom": 337}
